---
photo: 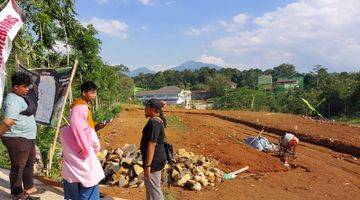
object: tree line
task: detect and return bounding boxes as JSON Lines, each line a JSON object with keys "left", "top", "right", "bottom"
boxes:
{"left": 133, "top": 64, "right": 360, "bottom": 119}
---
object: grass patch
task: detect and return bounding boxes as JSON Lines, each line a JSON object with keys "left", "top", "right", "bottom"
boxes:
{"left": 164, "top": 190, "right": 176, "bottom": 200}
{"left": 336, "top": 117, "right": 360, "bottom": 126}
{"left": 166, "top": 114, "right": 189, "bottom": 133}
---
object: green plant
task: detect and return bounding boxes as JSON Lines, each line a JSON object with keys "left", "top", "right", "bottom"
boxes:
{"left": 0, "top": 142, "right": 10, "bottom": 169}
{"left": 164, "top": 190, "right": 175, "bottom": 200}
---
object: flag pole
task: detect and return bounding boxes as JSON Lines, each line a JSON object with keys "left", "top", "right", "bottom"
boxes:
{"left": 46, "top": 59, "right": 78, "bottom": 176}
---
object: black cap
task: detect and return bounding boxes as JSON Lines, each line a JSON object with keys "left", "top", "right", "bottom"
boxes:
{"left": 146, "top": 99, "right": 162, "bottom": 111}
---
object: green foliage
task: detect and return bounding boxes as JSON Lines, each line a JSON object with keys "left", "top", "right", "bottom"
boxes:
{"left": 209, "top": 74, "right": 233, "bottom": 96}
{"left": 0, "top": 142, "right": 10, "bottom": 169}
{"left": 0, "top": 0, "right": 134, "bottom": 176}
{"left": 134, "top": 62, "right": 359, "bottom": 119}
{"left": 163, "top": 190, "right": 175, "bottom": 200}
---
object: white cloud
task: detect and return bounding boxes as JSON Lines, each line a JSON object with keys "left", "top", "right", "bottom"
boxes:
{"left": 165, "top": 1, "right": 175, "bottom": 5}
{"left": 185, "top": 13, "right": 248, "bottom": 37}
{"left": 139, "top": 0, "right": 155, "bottom": 6}
{"left": 85, "top": 17, "right": 129, "bottom": 39}
{"left": 185, "top": 25, "right": 217, "bottom": 36}
{"left": 96, "top": 0, "right": 108, "bottom": 4}
{"left": 197, "top": 54, "right": 226, "bottom": 66}
{"left": 218, "top": 13, "right": 249, "bottom": 32}
{"left": 212, "top": 0, "right": 360, "bottom": 71}
{"left": 141, "top": 25, "right": 148, "bottom": 31}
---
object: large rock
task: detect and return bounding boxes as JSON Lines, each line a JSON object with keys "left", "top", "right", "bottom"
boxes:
{"left": 171, "top": 169, "right": 180, "bottom": 181}
{"left": 128, "top": 178, "right": 139, "bottom": 188}
{"left": 205, "top": 171, "right": 215, "bottom": 183}
{"left": 133, "top": 165, "right": 144, "bottom": 176}
{"left": 193, "top": 166, "right": 205, "bottom": 175}
{"left": 118, "top": 175, "right": 127, "bottom": 187}
{"left": 188, "top": 180, "right": 202, "bottom": 191}
{"left": 176, "top": 173, "right": 191, "bottom": 187}
{"left": 174, "top": 163, "right": 184, "bottom": 172}
{"left": 132, "top": 151, "right": 142, "bottom": 163}
{"left": 118, "top": 166, "right": 129, "bottom": 174}
{"left": 177, "top": 148, "right": 190, "bottom": 158}
{"left": 97, "top": 149, "right": 108, "bottom": 162}
{"left": 115, "top": 148, "right": 124, "bottom": 158}
{"left": 122, "top": 144, "right": 137, "bottom": 157}
{"left": 108, "top": 154, "right": 120, "bottom": 161}
{"left": 121, "top": 157, "right": 133, "bottom": 166}
{"left": 194, "top": 175, "right": 208, "bottom": 186}
{"left": 34, "top": 145, "right": 44, "bottom": 175}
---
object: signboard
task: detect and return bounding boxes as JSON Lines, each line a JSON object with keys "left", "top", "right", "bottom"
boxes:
{"left": 19, "top": 65, "right": 73, "bottom": 127}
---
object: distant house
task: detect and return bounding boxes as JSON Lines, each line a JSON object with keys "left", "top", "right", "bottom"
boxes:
{"left": 258, "top": 74, "right": 273, "bottom": 91}
{"left": 275, "top": 75, "right": 304, "bottom": 92}
{"left": 191, "top": 90, "right": 213, "bottom": 100}
{"left": 137, "top": 86, "right": 191, "bottom": 107}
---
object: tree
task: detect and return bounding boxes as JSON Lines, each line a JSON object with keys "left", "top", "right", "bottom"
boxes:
{"left": 272, "top": 63, "right": 297, "bottom": 80}
{"left": 209, "top": 74, "right": 232, "bottom": 97}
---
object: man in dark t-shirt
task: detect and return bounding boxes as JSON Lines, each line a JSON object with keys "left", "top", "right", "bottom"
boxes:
{"left": 140, "top": 99, "right": 167, "bottom": 200}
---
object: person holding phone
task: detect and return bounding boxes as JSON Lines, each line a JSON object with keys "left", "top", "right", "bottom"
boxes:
{"left": 0, "top": 73, "right": 39, "bottom": 200}
{"left": 60, "top": 81, "right": 109, "bottom": 200}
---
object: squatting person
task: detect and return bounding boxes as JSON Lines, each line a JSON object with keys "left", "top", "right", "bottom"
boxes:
{"left": 279, "top": 133, "right": 299, "bottom": 167}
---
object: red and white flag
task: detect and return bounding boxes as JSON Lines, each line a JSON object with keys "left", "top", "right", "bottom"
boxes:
{"left": 0, "top": 0, "right": 24, "bottom": 107}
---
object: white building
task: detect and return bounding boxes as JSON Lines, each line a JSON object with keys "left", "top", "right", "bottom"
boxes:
{"left": 137, "top": 86, "right": 191, "bottom": 108}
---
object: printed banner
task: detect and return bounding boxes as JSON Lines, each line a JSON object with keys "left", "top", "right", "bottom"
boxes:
{"left": 19, "top": 65, "right": 73, "bottom": 127}
{"left": 0, "top": 0, "right": 25, "bottom": 107}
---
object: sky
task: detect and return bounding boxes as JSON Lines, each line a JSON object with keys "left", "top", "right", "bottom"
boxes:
{"left": 75, "top": 0, "right": 360, "bottom": 72}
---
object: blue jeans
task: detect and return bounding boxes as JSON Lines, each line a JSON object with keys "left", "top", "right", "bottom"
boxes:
{"left": 63, "top": 180, "right": 100, "bottom": 200}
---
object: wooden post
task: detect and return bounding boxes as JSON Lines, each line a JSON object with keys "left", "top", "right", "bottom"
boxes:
{"left": 46, "top": 59, "right": 78, "bottom": 176}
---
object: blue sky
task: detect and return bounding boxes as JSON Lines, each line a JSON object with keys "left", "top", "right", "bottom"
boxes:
{"left": 75, "top": 0, "right": 360, "bottom": 72}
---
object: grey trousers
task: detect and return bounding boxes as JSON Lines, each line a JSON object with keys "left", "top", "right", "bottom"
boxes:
{"left": 144, "top": 170, "right": 164, "bottom": 200}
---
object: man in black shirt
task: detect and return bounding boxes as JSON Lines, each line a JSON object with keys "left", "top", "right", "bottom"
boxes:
{"left": 140, "top": 99, "right": 167, "bottom": 200}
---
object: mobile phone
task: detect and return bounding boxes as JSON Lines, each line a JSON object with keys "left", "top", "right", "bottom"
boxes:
{"left": 102, "top": 118, "right": 113, "bottom": 125}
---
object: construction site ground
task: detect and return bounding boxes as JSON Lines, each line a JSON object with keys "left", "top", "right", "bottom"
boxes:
{"left": 97, "top": 106, "right": 360, "bottom": 200}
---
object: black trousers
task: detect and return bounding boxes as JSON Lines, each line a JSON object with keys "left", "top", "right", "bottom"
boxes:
{"left": 2, "top": 137, "right": 36, "bottom": 196}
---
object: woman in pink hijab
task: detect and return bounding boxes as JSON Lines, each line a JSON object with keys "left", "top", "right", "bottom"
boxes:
{"left": 60, "top": 81, "right": 105, "bottom": 200}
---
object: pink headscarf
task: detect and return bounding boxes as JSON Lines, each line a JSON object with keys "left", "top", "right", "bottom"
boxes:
{"left": 60, "top": 105, "right": 92, "bottom": 159}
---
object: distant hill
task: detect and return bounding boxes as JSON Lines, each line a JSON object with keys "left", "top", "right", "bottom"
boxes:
{"left": 127, "top": 67, "right": 156, "bottom": 77}
{"left": 170, "top": 61, "right": 222, "bottom": 72}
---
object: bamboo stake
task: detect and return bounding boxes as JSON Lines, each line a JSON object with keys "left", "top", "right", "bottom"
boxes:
{"left": 62, "top": 116, "right": 70, "bottom": 126}
{"left": 46, "top": 59, "right": 78, "bottom": 176}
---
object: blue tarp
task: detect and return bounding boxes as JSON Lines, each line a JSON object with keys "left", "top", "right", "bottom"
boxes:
{"left": 244, "top": 136, "right": 277, "bottom": 152}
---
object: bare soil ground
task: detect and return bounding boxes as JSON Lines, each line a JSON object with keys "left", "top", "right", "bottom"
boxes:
{"left": 98, "top": 107, "right": 360, "bottom": 200}
{"left": 169, "top": 109, "right": 360, "bottom": 156}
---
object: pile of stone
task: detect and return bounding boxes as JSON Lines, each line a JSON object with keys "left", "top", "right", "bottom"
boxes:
{"left": 97, "top": 144, "right": 145, "bottom": 188}
{"left": 163, "top": 148, "right": 225, "bottom": 191}
{"left": 97, "top": 144, "right": 225, "bottom": 191}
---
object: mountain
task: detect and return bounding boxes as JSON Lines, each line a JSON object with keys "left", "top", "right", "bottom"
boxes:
{"left": 170, "top": 61, "right": 222, "bottom": 72}
{"left": 127, "top": 67, "right": 156, "bottom": 77}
